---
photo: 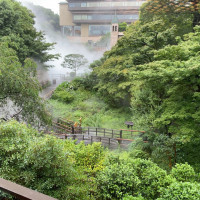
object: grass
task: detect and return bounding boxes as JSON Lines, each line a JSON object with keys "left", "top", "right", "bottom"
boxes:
{"left": 48, "top": 92, "right": 132, "bottom": 130}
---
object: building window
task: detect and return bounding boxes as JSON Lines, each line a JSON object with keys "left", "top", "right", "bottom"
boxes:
{"left": 81, "top": 2, "right": 87, "bottom": 7}
{"left": 73, "top": 14, "right": 139, "bottom": 21}
{"left": 74, "top": 26, "right": 81, "bottom": 36}
{"left": 62, "top": 26, "right": 73, "bottom": 36}
{"left": 69, "top": 1, "right": 146, "bottom": 8}
{"left": 89, "top": 25, "right": 111, "bottom": 36}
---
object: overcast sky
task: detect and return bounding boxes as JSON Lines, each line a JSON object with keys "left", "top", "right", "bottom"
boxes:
{"left": 18, "top": 0, "right": 62, "bottom": 14}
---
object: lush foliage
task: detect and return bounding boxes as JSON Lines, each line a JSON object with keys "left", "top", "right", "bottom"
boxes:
{"left": 1, "top": 121, "right": 200, "bottom": 200}
{"left": 0, "top": 121, "right": 74, "bottom": 199}
{"left": 0, "top": 42, "right": 50, "bottom": 125}
{"left": 86, "top": 0, "right": 200, "bottom": 171}
{"left": 50, "top": 79, "right": 131, "bottom": 129}
{"left": 0, "top": 0, "right": 58, "bottom": 63}
{"left": 143, "top": 0, "right": 199, "bottom": 27}
{"left": 119, "top": 22, "right": 127, "bottom": 32}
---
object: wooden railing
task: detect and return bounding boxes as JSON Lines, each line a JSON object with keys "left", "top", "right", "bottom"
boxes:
{"left": 82, "top": 127, "right": 145, "bottom": 140}
{"left": 0, "top": 178, "right": 57, "bottom": 200}
{"left": 45, "top": 118, "right": 146, "bottom": 148}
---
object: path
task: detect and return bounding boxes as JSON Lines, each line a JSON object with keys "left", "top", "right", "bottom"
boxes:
{"left": 39, "top": 74, "right": 72, "bottom": 99}
{"left": 46, "top": 118, "right": 146, "bottom": 149}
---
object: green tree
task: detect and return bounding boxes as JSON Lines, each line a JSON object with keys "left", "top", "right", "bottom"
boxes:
{"left": 143, "top": 0, "right": 200, "bottom": 28}
{"left": 158, "top": 182, "right": 200, "bottom": 200}
{"left": 0, "top": 120, "right": 75, "bottom": 199}
{"left": 91, "top": 20, "right": 179, "bottom": 107}
{"left": 130, "top": 26, "right": 200, "bottom": 168}
{"left": 119, "top": 22, "right": 127, "bottom": 32}
{"left": 0, "top": 0, "right": 58, "bottom": 63}
{"left": 62, "top": 54, "right": 88, "bottom": 76}
{"left": 0, "top": 42, "right": 50, "bottom": 125}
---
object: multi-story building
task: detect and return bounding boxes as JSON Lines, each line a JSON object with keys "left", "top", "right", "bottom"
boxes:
{"left": 59, "top": 0, "right": 146, "bottom": 45}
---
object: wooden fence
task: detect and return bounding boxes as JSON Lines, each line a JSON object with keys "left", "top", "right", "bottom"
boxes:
{"left": 46, "top": 118, "right": 146, "bottom": 148}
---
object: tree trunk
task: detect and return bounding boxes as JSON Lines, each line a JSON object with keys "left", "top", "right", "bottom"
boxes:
{"left": 192, "top": 0, "right": 200, "bottom": 27}
{"left": 193, "top": 12, "right": 200, "bottom": 27}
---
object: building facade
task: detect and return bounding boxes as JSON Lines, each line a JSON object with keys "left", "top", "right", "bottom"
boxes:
{"left": 59, "top": 0, "right": 146, "bottom": 45}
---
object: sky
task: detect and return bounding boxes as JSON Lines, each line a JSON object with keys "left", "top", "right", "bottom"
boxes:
{"left": 18, "top": 0, "right": 62, "bottom": 14}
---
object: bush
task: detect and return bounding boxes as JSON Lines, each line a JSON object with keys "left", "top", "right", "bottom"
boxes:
{"left": 170, "top": 163, "right": 196, "bottom": 182}
{"left": 157, "top": 182, "right": 200, "bottom": 200}
{"left": 51, "top": 90, "right": 74, "bottom": 103}
{"left": 0, "top": 121, "right": 75, "bottom": 199}
{"left": 64, "top": 141, "right": 106, "bottom": 174}
{"left": 97, "top": 162, "right": 140, "bottom": 199}
{"left": 129, "top": 159, "right": 173, "bottom": 200}
{"left": 97, "top": 158, "right": 174, "bottom": 200}
{"left": 123, "top": 195, "right": 145, "bottom": 200}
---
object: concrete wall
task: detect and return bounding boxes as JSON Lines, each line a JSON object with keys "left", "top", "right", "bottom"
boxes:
{"left": 59, "top": 3, "right": 74, "bottom": 26}
{"left": 81, "top": 24, "right": 89, "bottom": 37}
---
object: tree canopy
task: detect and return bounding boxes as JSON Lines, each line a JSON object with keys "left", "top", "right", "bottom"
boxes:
{"left": 0, "top": 0, "right": 58, "bottom": 63}
{"left": 0, "top": 42, "right": 50, "bottom": 125}
{"left": 62, "top": 54, "right": 88, "bottom": 75}
{"left": 87, "top": 0, "right": 200, "bottom": 169}
{"left": 143, "top": 0, "right": 200, "bottom": 27}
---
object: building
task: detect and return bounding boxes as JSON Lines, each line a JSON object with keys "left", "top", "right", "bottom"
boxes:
{"left": 59, "top": 0, "right": 146, "bottom": 46}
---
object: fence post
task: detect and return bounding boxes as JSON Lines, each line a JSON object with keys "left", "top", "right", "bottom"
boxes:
{"left": 91, "top": 136, "right": 93, "bottom": 144}
{"left": 118, "top": 130, "right": 123, "bottom": 145}
{"left": 73, "top": 134, "right": 76, "bottom": 140}
{"left": 96, "top": 128, "right": 98, "bottom": 136}
{"left": 120, "top": 130, "right": 122, "bottom": 139}
{"left": 72, "top": 126, "right": 74, "bottom": 134}
{"left": 88, "top": 127, "right": 90, "bottom": 135}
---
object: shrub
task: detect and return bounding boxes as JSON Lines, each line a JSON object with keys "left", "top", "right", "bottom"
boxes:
{"left": 129, "top": 159, "right": 174, "bottom": 200}
{"left": 157, "top": 182, "right": 200, "bottom": 200}
{"left": 170, "top": 163, "right": 196, "bottom": 182}
{"left": 0, "top": 121, "right": 75, "bottom": 199}
{"left": 123, "top": 195, "right": 145, "bottom": 200}
{"left": 66, "top": 141, "right": 106, "bottom": 174}
{"left": 51, "top": 90, "right": 74, "bottom": 103}
{"left": 97, "top": 162, "right": 140, "bottom": 199}
{"left": 97, "top": 158, "right": 174, "bottom": 200}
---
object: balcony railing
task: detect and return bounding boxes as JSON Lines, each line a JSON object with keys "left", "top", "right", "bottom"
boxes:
{"left": 0, "top": 178, "right": 57, "bottom": 200}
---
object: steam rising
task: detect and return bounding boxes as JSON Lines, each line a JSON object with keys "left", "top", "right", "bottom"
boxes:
{"left": 18, "top": 0, "right": 103, "bottom": 77}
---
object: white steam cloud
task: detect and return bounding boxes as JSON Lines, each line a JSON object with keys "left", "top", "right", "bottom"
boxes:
{"left": 18, "top": 0, "right": 103, "bottom": 77}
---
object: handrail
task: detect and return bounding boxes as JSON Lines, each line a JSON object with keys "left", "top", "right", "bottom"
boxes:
{"left": 0, "top": 178, "right": 57, "bottom": 200}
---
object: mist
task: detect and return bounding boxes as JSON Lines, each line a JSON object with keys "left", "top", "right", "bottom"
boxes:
{"left": 19, "top": 1, "right": 103, "bottom": 78}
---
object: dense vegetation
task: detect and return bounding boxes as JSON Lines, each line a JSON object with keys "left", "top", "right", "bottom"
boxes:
{"left": 80, "top": 1, "right": 200, "bottom": 171}
{"left": 1, "top": 121, "right": 200, "bottom": 200}
{"left": 1, "top": 0, "right": 200, "bottom": 199}
{"left": 0, "top": 0, "right": 57, "bottom": 125}
{"left": 49, "top": 79, "right": 131, "bottom": 129}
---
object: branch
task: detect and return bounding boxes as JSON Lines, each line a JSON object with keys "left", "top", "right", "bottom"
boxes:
{"left": 0, "top": 117, "right": 7, "bottom": 121}
{"left": 11, "top": 109, "right": 23, "bottom": 119}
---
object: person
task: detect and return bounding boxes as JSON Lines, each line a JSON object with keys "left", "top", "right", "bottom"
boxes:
{"left": 74, "top": 121, "right": 78, "bottom": 127}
